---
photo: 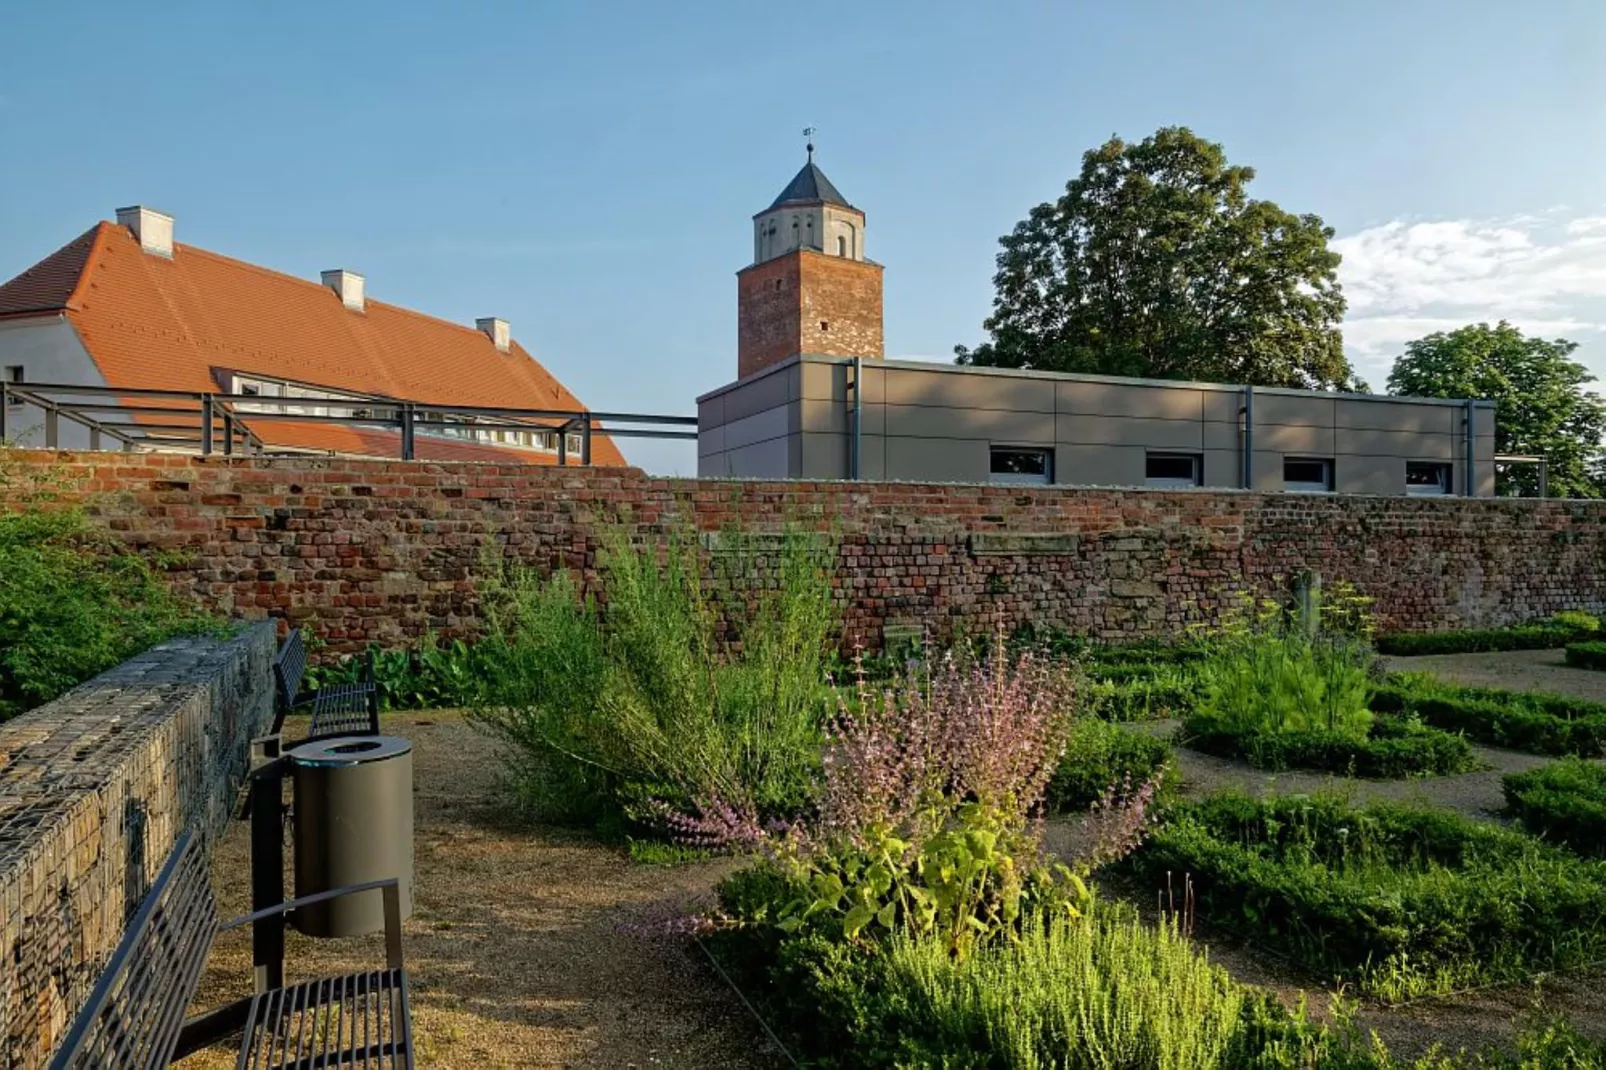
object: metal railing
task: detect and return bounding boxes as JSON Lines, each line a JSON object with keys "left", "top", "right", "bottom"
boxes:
{"left": 0, "top": 380, "right": 697, "bottom": 463}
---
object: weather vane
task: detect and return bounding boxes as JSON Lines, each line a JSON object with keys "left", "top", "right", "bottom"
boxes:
{"left": 803, "top": 126, "right": 816, "bottom": 161}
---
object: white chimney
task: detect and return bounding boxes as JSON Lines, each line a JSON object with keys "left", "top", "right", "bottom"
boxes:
{"left": 321, "top": 269, "right": 365, "bottom": 312}
{"left": 476, "top": 317, "right": 511, "bottom": 353}
{"left": 115, "top": 205, "right": 174, "bottom": 258}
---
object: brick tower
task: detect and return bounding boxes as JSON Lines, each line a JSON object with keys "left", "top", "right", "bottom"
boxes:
{"left": 737, "top": 145, "right": 883, "bottom": 380}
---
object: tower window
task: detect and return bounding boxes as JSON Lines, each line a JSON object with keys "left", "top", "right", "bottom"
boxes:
{"left": 820, "top": 321, "right": 830, "bottom": 332}
{"left": 837, "top": 236, "right": 847, "bottom": 256}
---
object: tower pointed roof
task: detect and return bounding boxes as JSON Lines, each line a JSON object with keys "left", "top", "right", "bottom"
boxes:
{"left": 766, "top": 155, "right": 855, "bottom": 211}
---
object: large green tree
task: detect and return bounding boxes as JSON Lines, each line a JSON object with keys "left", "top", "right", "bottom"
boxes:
{"left": 1387, "top": 322, "right": 1606, "bottom": 498}
{"left": 955, "top": 126, "right": 1353, "bottom": 389}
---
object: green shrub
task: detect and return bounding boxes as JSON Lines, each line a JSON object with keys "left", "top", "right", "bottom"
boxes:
{"left": 1181, "top": 712, "right": 1480, "bottom": 778}
{"left": 1373, "top": 677, "right": 1606, "bottom": 757}
{"left": 1086, "top": 661, "right": 1201, "bottom": 721}
{"left": 308, "top": 634, "right": 487, "bottom": 710}
{"left": 1551, "top": 610, "right": 1602, "bottom": 634}
{"left": 1192, "top": 587, "right": 1376, "bottom": 743}
{"left": 1048, "top": 718, "right": 1178, "bottom": 811}
{"left": 1376, "top": 624, "right": 1588, "bottom": 657}
{"left": 0, "top": 508, "right": 214, "bottom": 719}
{"left": 1503, "top": 759, "right": 1606, "bottom": 857}
{"left": 1125, "top": 792, "right": 1606, "bottom": 999}
{"left": 1565, "top": 641, "right": 1606, "bottom": 671}
{"left": 469, "top": 524, "right": 834, "bottom": 829}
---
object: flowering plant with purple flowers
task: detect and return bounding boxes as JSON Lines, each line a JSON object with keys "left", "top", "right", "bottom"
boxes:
{"left": 690, "top": 631, "right": 1164, "bottom": 958}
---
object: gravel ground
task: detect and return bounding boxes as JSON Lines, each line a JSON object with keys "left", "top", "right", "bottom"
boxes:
{"left": 1384, "top": 647, "right": 1606, "bottom": 701}
{"left": 184, "top": 712, "right": 775, "bottom": 1070}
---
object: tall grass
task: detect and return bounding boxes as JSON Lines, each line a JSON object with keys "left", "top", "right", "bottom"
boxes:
{"left": 470, "top": 522, "right": 835, "bottom": 829}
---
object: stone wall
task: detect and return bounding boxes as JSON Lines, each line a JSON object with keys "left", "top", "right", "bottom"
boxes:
{"left": 2, "top": 451, "right": 1605, "bottom": 653}
{"left": 0, "top": 622, "right": 275, "bottom": 1067}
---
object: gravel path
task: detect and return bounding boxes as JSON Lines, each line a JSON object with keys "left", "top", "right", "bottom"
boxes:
{"left": 1384, "top": 647, "right": 1606, "bottom": 701}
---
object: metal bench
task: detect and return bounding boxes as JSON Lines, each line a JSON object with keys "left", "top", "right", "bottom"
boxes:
{"left": 48, "top": 829, "right": 413, "bottom": 1069}
{"left": 273, "top": 627, "right": 381, "bottom": 742}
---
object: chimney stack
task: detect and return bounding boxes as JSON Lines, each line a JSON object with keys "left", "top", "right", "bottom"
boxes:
{"left": 321, "top": 269, "right": 365, "bottom": 312}
{"left": 115, "top": 206, "right": 174, "bottom": 258}
{"left": 476, "top": 317, "right": 511, "bottom": 353}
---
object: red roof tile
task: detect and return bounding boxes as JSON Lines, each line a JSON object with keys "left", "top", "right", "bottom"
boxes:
{"left": 0, "top": 220, "right": 627, "bottom": 465}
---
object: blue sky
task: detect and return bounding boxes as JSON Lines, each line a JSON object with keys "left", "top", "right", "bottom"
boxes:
{"left": 4, "top": 1, "right": 1604, "bottom": 473}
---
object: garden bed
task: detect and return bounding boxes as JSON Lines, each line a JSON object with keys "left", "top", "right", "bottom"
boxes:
{"left": 1180, "top": 712, "right": 1480, "bottom": 778}
{"left": 1047, "top": 717, "right": 1177, "bottom": 811}
{"left": 1372, "top": 678, "right": 1606, "bottom": 757}
{"left": 1565, "top": 641, "right": 1606, "bottom": 672}
{"left": 1124, "top": 792, "right": 1606, "bottom": 1000}
{"left": 1503, "top": 758, "right": 1606, "bottom": 858}
{"left": 1376, "top": 620, "right": 1595, "bottom": 657}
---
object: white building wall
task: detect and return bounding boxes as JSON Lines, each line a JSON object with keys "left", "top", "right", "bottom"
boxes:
{"left": 0, "top": 316, "right": 107, "bottom": 450}
{"left": 753, "top": 205, "right": 868, "bottom": 265}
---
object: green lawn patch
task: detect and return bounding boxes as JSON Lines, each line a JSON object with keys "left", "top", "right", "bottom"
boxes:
{"left": 1372, "top": 677, "right": 1606, "bottom": 757}
{"left": 1503, "top": 758, "right": 1606, "bottom": 858}
{"left": 1180, "top": 711, "right": 1480, "bottom": 778}
{"left": 1124, "top": 792, "right": 1606, "bottom": 999}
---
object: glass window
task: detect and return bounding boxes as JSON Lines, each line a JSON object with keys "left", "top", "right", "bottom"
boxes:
{"left": 1145, "top": 453, "right": 1201, "bottom": 488}
{"left": 1406, "top": 461, "right": 1452, "bottom": 496}
{"left": 990, "top": 446, "right": 1053, "bottom": 485}
{"left": 1284, "top": 457, "right": 1334, "bottom": 493}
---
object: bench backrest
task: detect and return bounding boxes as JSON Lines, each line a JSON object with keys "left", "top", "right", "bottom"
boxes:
{"left": 274, "top": 628, "right": 307, "bottom": 708}
{"left": 49, "top": 831, "right": 218, "bottom": 1070}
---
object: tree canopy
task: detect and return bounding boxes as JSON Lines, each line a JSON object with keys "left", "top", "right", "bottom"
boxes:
{"left": 1387, "top": 321, "right": 1606, "bottom": 498}
{"left": 955, "top": 126, "right": 1354, "bottom": 390}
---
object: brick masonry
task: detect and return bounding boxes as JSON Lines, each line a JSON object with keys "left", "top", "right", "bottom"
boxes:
{"left": 0, "top": 622, "right": 274, "bottom": 1067}
{"left": 737, "top": 249, "right": 883, "bottom": 379}
{"left": 2, "top": 450, "right": 1606, "bottom": 654}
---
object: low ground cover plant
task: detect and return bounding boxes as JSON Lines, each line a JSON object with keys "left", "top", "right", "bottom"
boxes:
{"left": 0, "top": 507, "right": 214, "bottom": 719}
{"left": 1125, "top": 792, "right": 1606, "bottom": 1000}
{"left": 470, "top": 523, "right": 835, "bottom": 831}
{"left": 1503, "top": 758, "right": 1606, "bottom": 858}
{"left": 1564, "top": 640, "right": 1606, "bottom": 671}
{"left": 1377, "top": 612, "right": 1599, "bottom": 657}
{"left": 1373, "top": 676, "right": 1606, "bottom": 757}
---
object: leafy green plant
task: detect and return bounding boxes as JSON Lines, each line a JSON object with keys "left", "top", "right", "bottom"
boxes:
{"left": 1373, "top": 676, "right": 1606, "bottom": 757}
{"left": 469, "top": 522, "right": 835, "bottom": 829}
{"left": 1192, "top": 585, "right": 1376, "bottom": 742}
{"left": 1564, "top": 641, "right": 1606, "bottom": 671}
{"left": 0, "top": 507, "right": 215, "bottom": 719}
{"left": 1125, "top": 792, "right": 1606, "bottom": 999}
{"left": 308, "top": 634, "right": 486, "bottom": 710}
{"left": 1048, "top": 717, "right": 1179, "bottom": 811}
{"left": 1503, "top": 759, "right": 1606, "bottom": 857}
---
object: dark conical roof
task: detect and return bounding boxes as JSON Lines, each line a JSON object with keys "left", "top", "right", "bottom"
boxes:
{"left": 767, "top": 158, "right": 855, "bottom": 211}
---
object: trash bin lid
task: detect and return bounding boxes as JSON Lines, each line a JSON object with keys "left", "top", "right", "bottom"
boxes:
{"left": 289, "top": 735, "right": 412, "bottom": 767}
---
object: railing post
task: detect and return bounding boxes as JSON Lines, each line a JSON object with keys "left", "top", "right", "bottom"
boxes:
{"left": 44, "top": 406, "right": 58, "bottom": 448}
{"left": 223, "top": 413, "right": 234, "bottom": 456}
{"left": 89, "top": 427, "right": 101, "bottom": 451}
{"left": 0, "top": 383, "right": 8, "bottom": 441}
{"left": 580, "top": 417, "right": 592, "bottom": 465}
{"left": 201, "top": 394, "right": 215, "bottom": 455}
{"left": 400, "top": 404, "right": 415, "bottom": 460}
{"left": 558, "top": 426, "right": 568, "bottom": 466}
{"left": 248, "top": 737, "right": 286, "bottom": 994}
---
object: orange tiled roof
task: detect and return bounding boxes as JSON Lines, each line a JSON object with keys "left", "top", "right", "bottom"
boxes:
{"left": 0, "top": 221, "right": 627, "bottom": 466}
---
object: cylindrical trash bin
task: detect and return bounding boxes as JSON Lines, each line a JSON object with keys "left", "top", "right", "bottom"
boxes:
{"left": 288, "top": 735, "right": 414, "bottom": 938}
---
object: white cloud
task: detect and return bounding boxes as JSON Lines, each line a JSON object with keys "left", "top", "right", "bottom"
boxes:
{"left": 1334, "top": 212, "right": 1606, "bottom": 381}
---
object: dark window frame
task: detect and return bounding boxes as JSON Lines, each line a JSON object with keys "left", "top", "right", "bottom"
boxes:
{"left": 1145, "top": 452, "right": 1203, "bottom": 488}
{"left": 989, "top": 445, "right": 1054, "bottom": 485}
{"left": 1406, "top": 460, "right": 1453, "bottom": 496}
{"left": 1284, "top": 456, "right": 1335, "bottom": 493}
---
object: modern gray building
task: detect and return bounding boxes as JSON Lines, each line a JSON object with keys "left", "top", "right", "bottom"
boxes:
{"left": 697, "top": 354, "right": 1497, "bottom": 496}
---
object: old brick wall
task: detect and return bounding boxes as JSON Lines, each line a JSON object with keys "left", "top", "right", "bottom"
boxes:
{"left": 798, "top": 250, "right": 883, "bottom": 361}
{"left": 736, "top": 256, "right": 801, "bottom": 379}
{"left": 2, "top": 451, "right": 1605, "bottom": 653}
{"left": 0, "top": 623, "right": 274, "bottom": 1067}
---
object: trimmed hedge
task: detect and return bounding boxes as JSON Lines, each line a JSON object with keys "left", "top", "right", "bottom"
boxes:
{"left": 1123, "top": 792, "right": 1606, "bottom": 998}
{"left": 1372, "top": 680, "right": 1606, "bottom": 758}
{"left": 1180, "top": 712, "right": 1480, "bottom": 778}
{"left": 1503, "top": 759, "right": 1606, "bottom": 857}
{"left": 1564, "top": 641, "right": 1606, "bottom": 671}
{"left": 1047, "top": 718, "right": 1178, "bottom": 811}
{"left": 1376, "top": 624, "right": 1586, "bottom": 657}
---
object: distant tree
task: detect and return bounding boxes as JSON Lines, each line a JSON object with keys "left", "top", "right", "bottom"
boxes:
{"left": 1387, "top": 321, "right": 1606, "bottom": 498}
{"left": 956, "top": 126, "right": 1354, "bottom": 389}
